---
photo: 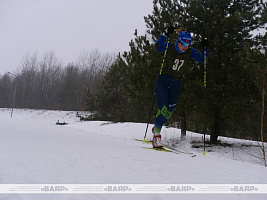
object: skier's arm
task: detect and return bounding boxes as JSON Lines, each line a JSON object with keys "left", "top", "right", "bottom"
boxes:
{"left": 190, "top": 38, "right": 209, "bottom": 64}
{"left": 190, "top": 48, "right": 209, "bottom": 64}
{"left": 153, "top": 35, "right": 170, "bottom": 52}
{"left": 154, "top": 26, "right": 175, "bottom": 52}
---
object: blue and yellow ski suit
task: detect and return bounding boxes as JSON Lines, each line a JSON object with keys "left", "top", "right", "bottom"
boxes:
{"left": 153, "top": 35, "right": 208, "bottom": 133}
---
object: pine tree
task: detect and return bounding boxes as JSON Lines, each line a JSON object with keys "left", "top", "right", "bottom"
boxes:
{"left": 121, "top": 30, "right": 162, "bottom": 122}
{"left": 82, "top": 0, "right": 266, "bottom": 144}
{"left": 130, "top": 0, "right": 265, "bottom": 143}
{"left": 181, "top": 0, "right": 265, "bottom": 143}
{"left": 86, "top": 55, "right": 128, "bottom": 122}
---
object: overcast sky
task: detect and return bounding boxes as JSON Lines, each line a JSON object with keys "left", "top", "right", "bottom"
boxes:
{"left": 1, "top": 1, "right": 266, "bottom": 75}
{"left": 0, "top": 0, "right": 153, "bottom": 74}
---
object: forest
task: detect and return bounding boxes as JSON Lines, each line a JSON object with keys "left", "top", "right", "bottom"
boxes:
{"left": 0, "top": 0, "right": 266, "bottom": 143}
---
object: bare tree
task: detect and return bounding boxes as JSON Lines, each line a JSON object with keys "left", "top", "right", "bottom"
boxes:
{"left": 76, "top": 49, "right": 115, "bottom": 93}
{"left": 261, "top": 69, "right": 267, "bottom": 167}
{"left": 19, "top": 53, "right": 39, "bottom": 107}
{"left": 0, "top": 49, "right": 115, "bottom": 111}
{"left": 0, "top": 73, "right": 13, "bottom": 107}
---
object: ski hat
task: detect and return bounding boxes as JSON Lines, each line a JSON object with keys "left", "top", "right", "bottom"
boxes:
{"left": 177, "top": 31, "right": 192, "bottom": 45}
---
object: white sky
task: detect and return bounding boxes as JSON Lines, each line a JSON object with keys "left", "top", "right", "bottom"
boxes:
{"left": 0, "top": 0, "right": 266, "bottom": 75}
{"left": 0, "top": 0, "right": 153, "bottom": 74}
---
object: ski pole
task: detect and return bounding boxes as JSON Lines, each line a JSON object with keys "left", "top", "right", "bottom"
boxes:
{"left": 203, "top": 45, "right": 207, "bottom": 155}
{"left": 143, "top": 38, "right": 170, "bottom": 143}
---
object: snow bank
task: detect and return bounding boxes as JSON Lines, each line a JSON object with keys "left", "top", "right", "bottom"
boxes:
{"left": 0, "top": 108, "right": 266, "bottom": 200}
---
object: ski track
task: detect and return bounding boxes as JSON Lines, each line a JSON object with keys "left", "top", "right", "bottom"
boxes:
{"left": 0, "top": 108, "right": 266, "bottom": 200}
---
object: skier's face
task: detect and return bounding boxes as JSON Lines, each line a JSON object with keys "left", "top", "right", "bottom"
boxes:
{"left": 178, "top": 42, "right": 189, "bottom": 52}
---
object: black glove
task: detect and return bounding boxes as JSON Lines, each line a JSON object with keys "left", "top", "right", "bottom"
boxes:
{"left": 202, "top": 38, "right": 209, "bottom": 49}
{"left": 165, "top": 26, "right": 175, "bottom": 37}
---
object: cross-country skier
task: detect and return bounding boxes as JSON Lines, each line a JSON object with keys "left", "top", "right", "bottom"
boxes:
{"left": 152, "top": 26, "right": 209, "bottom": 148}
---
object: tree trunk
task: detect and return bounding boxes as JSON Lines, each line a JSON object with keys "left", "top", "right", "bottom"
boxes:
{"left": 261, "top": 70, "right": 266, "bottom": 167}
{"left": 210, "top": 114, "right": 220, "bottom": 144}
{"left": 179, "top": 110, "right": 186, "bottom": 141}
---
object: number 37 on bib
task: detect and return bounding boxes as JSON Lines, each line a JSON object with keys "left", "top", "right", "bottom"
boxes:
{"left": 172, "top": 59, "right": 184, "bottom": 71}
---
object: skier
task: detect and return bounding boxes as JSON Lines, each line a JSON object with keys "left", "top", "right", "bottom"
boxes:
{"left": 152, "top": 26, "right": 209, "bottom": 148}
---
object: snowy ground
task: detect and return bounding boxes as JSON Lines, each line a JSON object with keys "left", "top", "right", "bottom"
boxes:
{"left": 0, "top": 108, "right": 266, "bottom": 200}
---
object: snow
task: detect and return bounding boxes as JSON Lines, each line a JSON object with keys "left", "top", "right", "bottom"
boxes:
{"left": 0, "top": 108, "right": 266, "bottom": 200}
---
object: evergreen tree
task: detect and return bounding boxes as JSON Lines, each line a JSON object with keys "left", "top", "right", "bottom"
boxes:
{"left": 121, "top": 30, "right": 162, "bottom": 122}
{"left": 180, "top": 0, "right": 265, "bottom": 143}
{"left": 86, "top": 55, "right": 128, "bottom": 122}
{"left": 129, "top": 0, "right": 266, "bottom": 143}
{"left": 82, "top": 0, "right": 266, "bottom": 144}
{"left": 163, "top": 0, "right": 262, "bottom": 143}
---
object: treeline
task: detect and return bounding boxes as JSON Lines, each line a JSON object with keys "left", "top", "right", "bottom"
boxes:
{"left": 0, "top": 0, "right": 266, "bottom": 143}
{"left": 0, "top": 50, "right": 115, "bottom": 110}
{"left": 85, "top": 0, "right": 267, "bottom": 143}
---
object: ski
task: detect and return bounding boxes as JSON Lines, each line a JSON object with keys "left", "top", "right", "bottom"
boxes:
{"left": 143, "top": 147, "right": 179, "bottom": 154}
{"left": 163, "top": 144, "right": 196, "bottom": 157}
{"left": 135, "top": 139, "right": 196, "bottom": 157}
{"left": 135, "top": 139, "right": 178, "bottom": 154}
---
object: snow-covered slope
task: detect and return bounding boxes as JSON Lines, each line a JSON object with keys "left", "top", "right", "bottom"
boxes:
{"left": 0, "top": 108, "right": 266, "bottom": 200}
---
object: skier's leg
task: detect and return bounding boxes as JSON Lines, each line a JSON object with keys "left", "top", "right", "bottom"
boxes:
{"left": 154, "top": 78, "right": 181, "bottom": 133}
{"left": 153, "top": 79, "right": 181, "bottom": 148}
{"left": 153, "top": 76, "right": 168, "bottom": 148}
{"left": 154, "top": 76, "right": 168, "bottom": 134}
{"left": 167, "top": 79, "right": 181, "bottom": 112}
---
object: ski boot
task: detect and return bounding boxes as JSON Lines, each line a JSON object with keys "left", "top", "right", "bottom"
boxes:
{"left": 152, "top": 127, "right": 163, "bottom": 148}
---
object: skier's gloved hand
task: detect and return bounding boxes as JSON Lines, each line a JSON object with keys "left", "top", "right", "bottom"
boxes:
{"left": 202, "top": 38, "right": 209, "bottom": 49}
{"left": 165, "top": 26, "right": 175, "bottom": 37}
